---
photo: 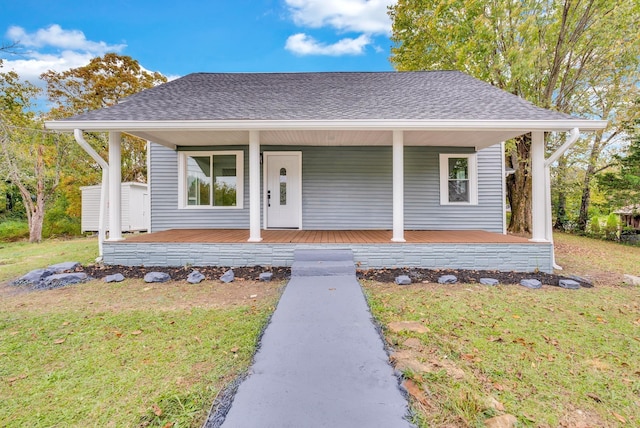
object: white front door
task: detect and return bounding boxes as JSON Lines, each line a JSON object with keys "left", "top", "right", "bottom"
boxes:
{"left": 265, "top": 152, "right": 301, "bottom": 229}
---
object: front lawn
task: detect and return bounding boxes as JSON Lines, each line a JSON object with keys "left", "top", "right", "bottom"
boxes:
{"left": 0, "top": 278, "right": 281, "bottom": 427}
{"left": 366, "top": 233, "right": 640, "bottom": 427}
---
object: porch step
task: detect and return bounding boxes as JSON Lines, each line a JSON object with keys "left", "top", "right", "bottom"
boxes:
{"left": 292, "top": 249, "right": 355, "bottom": 277}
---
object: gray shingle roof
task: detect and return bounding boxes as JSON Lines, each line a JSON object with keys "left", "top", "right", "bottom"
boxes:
{"left": 62, "top": 71, "right": 576, "bottom": 122}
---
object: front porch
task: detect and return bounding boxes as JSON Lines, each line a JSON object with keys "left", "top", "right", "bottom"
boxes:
{"left": 104, "top": 229, "right": 553, "bottom": 272}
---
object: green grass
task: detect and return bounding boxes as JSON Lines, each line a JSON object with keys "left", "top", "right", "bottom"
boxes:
{"left": 365, "top": 233, "right": 640, "bottom": 427}
{"left": 0, "top": 237, "right": 98, "bottom": 283}
{"left": 1, "top": 279, "right": 280, "bottom": 427}
{"left": 554, "top": 232, "right": 640, "bottom": 280}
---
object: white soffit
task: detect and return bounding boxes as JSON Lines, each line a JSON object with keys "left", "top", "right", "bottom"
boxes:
{"left": 125, "top": 129, "right": 545, "bottom": 150}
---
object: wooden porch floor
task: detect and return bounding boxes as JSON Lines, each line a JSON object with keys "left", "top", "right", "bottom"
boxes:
{"left": 121, "top": 229, "right": 532, "bottom": 244}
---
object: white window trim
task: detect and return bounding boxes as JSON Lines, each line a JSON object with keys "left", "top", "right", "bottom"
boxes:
{"left": 178, "top": 150, "right": 244, "bottom": 209}
{"left": 439, "top": 153, "right": 478, "bottom": 205}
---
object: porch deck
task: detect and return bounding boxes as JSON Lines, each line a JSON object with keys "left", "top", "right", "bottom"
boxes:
{"left": 121, "top": 229, "right": 532, "bottom": 244}
{"left": 104, "top": 229, "right": 552, "bottom": 273}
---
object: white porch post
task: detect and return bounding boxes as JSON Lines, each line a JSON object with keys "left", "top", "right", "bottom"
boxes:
{"left": 248, "top": 130, "right": 262, "bottom": 242}
{"left": 530, "top": 131, "right": 547, "bottom": 242}
{"left": 107, "top": 131, "right": 123, "bottom": 241}
{"left": 392, "top": 130, "right": 405, "bottom": 242}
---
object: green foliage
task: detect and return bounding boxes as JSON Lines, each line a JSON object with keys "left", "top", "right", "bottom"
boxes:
{"left": 604, "top": 213, "right": 619, "bottom": 241}
{"left": 43, "top": 192, "right": 81, "bottom": 238}
{"left": 597, "top": 134, "right": 640, "bottom": 208}
{"left": 588, "top": 215, "right": 601, "bottom": 237}
{"left": 0, "top": 219, "right": 28, "bottom": 241}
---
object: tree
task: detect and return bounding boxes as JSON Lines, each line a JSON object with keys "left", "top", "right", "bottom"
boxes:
{"left": 0, "top": 65, "right": 67, "bottom": 242}
{"left": 597, "top": 127, "right": 640, "bottom": 208}
{"left": 41, "top": 53, "right": 167, "bottom": 182}
{"left": 389, "top": 0, "right": 640, "bottom": 233}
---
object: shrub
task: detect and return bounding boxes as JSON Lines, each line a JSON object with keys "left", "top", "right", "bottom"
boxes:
{"left": 588, "top": 215, "right": 601, "bottom": 237}
{"left": 0, "top": 220, "right": 29, "bottom": 242}
{"left": 604, "top": 213, "right": 619, "bottom": 241}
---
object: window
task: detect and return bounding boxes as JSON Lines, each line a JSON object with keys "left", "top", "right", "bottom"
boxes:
{"left": 439, "top": 153, "right": 478, "bottom": 205}
{"left": 179, "top": 151, "right": 243, "bottom": 208}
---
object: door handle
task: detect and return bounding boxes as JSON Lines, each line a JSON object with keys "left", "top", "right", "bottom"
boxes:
{"left": 267, "top": 190, "right": 271, "bottom": 207}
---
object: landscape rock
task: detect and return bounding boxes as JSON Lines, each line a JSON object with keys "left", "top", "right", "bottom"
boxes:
{"left": 12, "top": 268, "right": 56, "bottom": 286}
{"left": 259, "top": 272, "right": 273, "bottom": 282}
{"left": 144, "top": 272, "right": 171, "bottom": 283}
{"left": 623, "top": 274, "right": 640, "bottom": 286}
{"left": 220, "top": 269, "right": 235, "bottom": 283}
{"left": 187, "top": 270, "right": 205, "bottom": 284}
{"left": 104, "top": 273, "right": 125, "bottom": 283}
{"left": 395, "top": 275, "right": 411, "bottom": 285}
{"left": 388, "top": 321, "right": 430, "bottom": 334}
{"left": 568, "top": 274, "right": 593, "bottom": 287}
{"left": 558, "top": 279, "right": 580, "bottom": 289}
{"left": 438, "top": 274, "right": 457, "bottom": 284}
{"left": 47, "top": 261, "right": 80, "bottom": 273}
{"left": 484, "top": 414, "right": 517, "bottom": 428}
{"left": 480, "top": 278, "right": 499, "bottom": 286}
{"left": 520, "top": 279, "right": 542, "bottom": 289}
{"left": 36, "top": 272, "right": 88, "bottom": 290}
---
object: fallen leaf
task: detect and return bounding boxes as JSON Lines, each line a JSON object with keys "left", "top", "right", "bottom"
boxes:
{"left": 143, "top": 287, "right": 152, "bottom": 291}
{"left": 587, "top": 393, "right": 602, "bottom": 402}
{"left": 9, "top": 331, "right": 18, "bottom": 336}
{"left": 152, "top": 404, "right": 163, "bottom": 416}
{"left": 512, "top": 315, "right": 520, "bottom": 319}
{"left": 54, "top": 338, "right": 66, "bottom": 344}
{"left": 612, "top": 412, "right": 626, "bottom": 423}
{"left": 194, "top": 336, "right": 202, "bottom": 344}
{"left": 8, "top": 374, "right": 28, "bottom": 384}
{"left": 162, "top": 422, "right": 174, "bottom": 428}
{"left": 250, "top": 294, "right": 258, "bottom": 298}
{"left": 488, "top": 336, "right": 504, "bottom": 342}
{"left": 230, "top": 347, "right": 239, "bottom": 353}
{"left": 62, "top": 321, "right": 70, "bottom": 326}
{"left": 131, "top": 330, "right": 143, "bottom": 335}
{"left": 328, "top": 288, "right": 336, "bottom": 291}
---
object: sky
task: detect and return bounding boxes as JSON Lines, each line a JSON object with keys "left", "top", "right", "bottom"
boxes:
{"left": 0, "top": 0, "right": 397, "bottom": 86}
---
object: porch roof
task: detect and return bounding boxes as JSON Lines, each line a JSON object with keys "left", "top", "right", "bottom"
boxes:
{"left": 45, "top": 71, "right": 607, "bottom": 150}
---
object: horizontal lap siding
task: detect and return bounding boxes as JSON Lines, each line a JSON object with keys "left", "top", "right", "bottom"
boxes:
{"left": 405, "top": 145, "right": 504, "bottom": 232}
{"left": 300, "top": 146, "right": 392, "bottom": 229}
{"left": 150, "top": 143, "right": 250, "bottom": 231}
{"left": 150, "top": 143, "right": 504, "bottom": 232}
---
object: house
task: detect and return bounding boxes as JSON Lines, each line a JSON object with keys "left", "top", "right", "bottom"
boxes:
{"left": 45, "top": 71, "right": 606, "bottom": 272}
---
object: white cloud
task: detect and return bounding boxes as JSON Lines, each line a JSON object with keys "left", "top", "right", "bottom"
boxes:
{"left": 1, "top": 25, "right": 126, "bottom": 84}
{"left": 285, "top": 33, "right": 371, "bottom": 56}
{"left": 285, "top": 0, "right": 396, "bottom": 35}
{"left": 7, "top": 24, "right": 125, "bottom": 53}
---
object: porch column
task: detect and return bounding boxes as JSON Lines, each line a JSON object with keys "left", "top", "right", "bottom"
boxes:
{"left": 248, "top": 130, "right": 262, "bottom": 242}
{"left": 530, "top": 131, "right": 547, "bottom": 242}
{"left": 107, "top": 131, "right": 123, "bottom": 241}
{"left": 391, "top": 130, "right": 405, "bottom": 242}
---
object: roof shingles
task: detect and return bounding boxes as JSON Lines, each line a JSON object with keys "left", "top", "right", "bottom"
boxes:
{"left": 61, "top": 71, "right": 576, "bottom": 122}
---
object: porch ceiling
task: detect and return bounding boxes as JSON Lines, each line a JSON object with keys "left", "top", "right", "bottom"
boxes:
{"left": 127, "top": 128, "right": 530, "bottom": 150}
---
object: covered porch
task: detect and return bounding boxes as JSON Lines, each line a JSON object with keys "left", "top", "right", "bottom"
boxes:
{"left": 104, "top": 229, "right": 553, "bottom": 272}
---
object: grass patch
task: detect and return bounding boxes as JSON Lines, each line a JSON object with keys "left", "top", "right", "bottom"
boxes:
{"left": 554, "top": 232, "right": 640, "bottom": 283}
{"left": 366, "top": 283, "right": 640, "bottom": 427}
{"left": 0, "top": 237, "right": 98, "bottom": 283}
{"left": 0, "top": 279, "right": 281, "bottom": 427}
{"left": 365, "top": 233, "right": 640, "bottom": 426}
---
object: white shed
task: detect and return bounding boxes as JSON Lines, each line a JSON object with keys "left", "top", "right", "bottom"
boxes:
{"left": 81, "top": 182, "right": 149, "bottom": 232}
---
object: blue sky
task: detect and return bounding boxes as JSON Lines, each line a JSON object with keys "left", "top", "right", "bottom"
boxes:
{"left": 0, "top": 0, "right": 396, "bottom": 85}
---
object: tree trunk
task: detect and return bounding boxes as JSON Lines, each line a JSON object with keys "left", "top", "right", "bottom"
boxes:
{"left": 577, "top": 163, "right": 595, "bottom": 232}
{"left": 506, "top": 134, "right": 532, "bottom": 234}
{"left": 553, "top": 156, "right": 568, "bottom": 230}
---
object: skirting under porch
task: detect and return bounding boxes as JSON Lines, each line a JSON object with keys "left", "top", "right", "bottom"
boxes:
{"left": 103, "top": 229, "right": 553, "bottom": 273}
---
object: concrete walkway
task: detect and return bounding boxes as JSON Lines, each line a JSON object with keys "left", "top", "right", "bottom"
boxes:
{"left": 217, "top": 249, "right": 412, "bottom": 428}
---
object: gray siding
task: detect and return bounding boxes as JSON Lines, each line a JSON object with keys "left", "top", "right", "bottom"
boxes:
{"left": 149, "top": 143, "right": 504, "bottom": 232}
{"left": 150, "top": 144, "right": 250, "bottom": 231}
{"left": 405, "top": 145, "right": 504, "bottom": 232}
